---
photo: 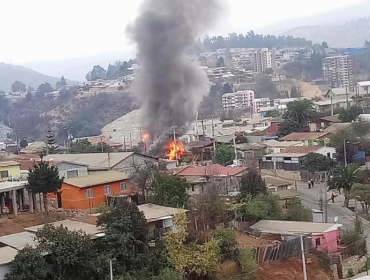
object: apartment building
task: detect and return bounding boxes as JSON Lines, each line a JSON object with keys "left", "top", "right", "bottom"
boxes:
{"left": 222, "top": 90, "right": 255, "bottom": 110}
{"left": 253, "top": 48, "right": 276, "bottom": 73}
{"left": 323, "top": 55, "right": 354, "bottom": 91}
{"left": 253, "top": 98, "right": 271, "bottom": 113}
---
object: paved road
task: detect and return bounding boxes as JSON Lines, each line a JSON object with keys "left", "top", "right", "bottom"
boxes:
{"left": 296, "top": 182, "right": 370, "bottom": 249}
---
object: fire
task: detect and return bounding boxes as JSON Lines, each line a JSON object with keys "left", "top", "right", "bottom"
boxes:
{"left": 166, "top": 141, "right": 185, "bottom": 160}
{"left": 142, "top": 133, "right": 149, "bottom": 142}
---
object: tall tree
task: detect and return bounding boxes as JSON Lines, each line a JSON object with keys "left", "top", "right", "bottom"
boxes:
{"left": 215, "top": 144, "right": 235, "bottom": 166}
{"left": 90, "top": 65, "right": 107, "bottom": 81}
{"left": 255, "top": 74, "right": 278, "bottom": 98}
{"left": 328, "top": 164, "right": 363, "bottom": 207}
{"left": 55, "top": 76, "right": 68, "bottom": 89}
{"left": 278, "top": 119, "right": 303, "bottom": 137}
{"left": 284, "top": 197, "right": 312, "bottom": 222}
{"left": 339, "top": 106, "right": 363, "bottom": 122}
{"left": 151, "top": 173, "right": 189, "bottom": 208}
{"left": 304, "top": 153, "right": 335, "bottom": 173}
{"left": 11, "top": 80, "right": 26, "bottom": 92}
{"left": 240, "top": 168, "right": 267, "bottom": 199}
{"left": 97, "top": 200, "right": 148, "bottom": 274}
{"left": 290, "top": 85, "right": 299, "bottom": 98}
{"left": 37, "top": 82, "right": 53, "bottom": 96}
{"left": 27, "top": 160, "right": 64, "bottom": 213}
{"left": 45, "top": 126, "right": 59, "bottom": 154}
{"left": 131, "top": 162, "right": 158, "bottom": 203}
{"left": 283, "top": 99, "right": 317, "bottom": 127}
{"left": 4, "top": 246, "right": 46, "bottom": 280}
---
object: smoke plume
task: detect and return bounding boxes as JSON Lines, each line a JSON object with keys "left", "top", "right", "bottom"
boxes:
{"left": 128, "top": 0, "right": 222, "bottom": 151}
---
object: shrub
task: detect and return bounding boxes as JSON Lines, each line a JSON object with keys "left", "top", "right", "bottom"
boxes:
{"left": 213, "top": 228, "right": 237, "bottom": 261}
{"left": 216, "top": 261, "right": 238, "bottom": 280}
{"left": 238, "top": 248, "right": 257, "bottom": 279}
{"left": 346, "top": 268, "right": 354, "bottom": 278}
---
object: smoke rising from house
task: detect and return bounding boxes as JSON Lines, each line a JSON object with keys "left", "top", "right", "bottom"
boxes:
{"left": 128, "top": 0, "right": 222, "bottom": 151}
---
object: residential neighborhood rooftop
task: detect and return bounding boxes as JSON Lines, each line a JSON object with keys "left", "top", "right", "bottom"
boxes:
{"left": 262, "top": 176, "right": 293, "bottom": 187}
{"left": 0, "top": 160, "right": 20, "bottom": 167}
{"left": 281, "top": 146, "right": 322, "bottom": 154}
{"left": 250, "top": 220, "right": 342, "bottom": 235}
{"left": 264, "top": 152, "right": 308, "bottom": 158}
{"left": 138, "top": 204, "right": 185, "bottom": 222}
{"left": 322, "top": 123, "right": 351, "bottom": 134}
{"left": 263, "top": 139, "right": 303, "bottom": 147}
{"left": 279, "top": 132, "right": 328, "bottom": 141}
{"left": 0, "top": 231, "right": 37, "bottom": 250}
{"left": 319, "top": 115, "right": 341, "bottom": 123}
{"left": 272, "top": 189, "right": 299, "bottom": 200}
{"left": 0, "top": 246, "right": 18, "bottom": 265}
{"left": 64, "top": 171, "right": 129, "bottom": 188}
{"left": 175, "top": 164, "right": 247, "bottom": 177}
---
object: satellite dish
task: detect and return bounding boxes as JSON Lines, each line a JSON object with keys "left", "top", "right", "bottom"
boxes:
{"left": 334, "top": 216, "right": 339, "bottom": 222}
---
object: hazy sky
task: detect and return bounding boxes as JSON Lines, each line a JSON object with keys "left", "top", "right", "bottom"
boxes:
{"left": 0, "top": 0, "right": 363, "bottom": 64}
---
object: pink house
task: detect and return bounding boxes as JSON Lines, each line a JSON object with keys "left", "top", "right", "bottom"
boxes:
{"left": 250, "top": 220, "right": 342, "bottom": 253}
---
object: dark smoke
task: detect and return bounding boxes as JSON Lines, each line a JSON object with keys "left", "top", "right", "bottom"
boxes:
{"left": 128, "top": 0, "right": 222, "bottom": 150}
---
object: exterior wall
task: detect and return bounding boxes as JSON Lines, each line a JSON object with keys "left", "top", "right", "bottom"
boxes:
{"left": 113, "top": 154, "right": 157, "bottom": 174}
{"left": 222, "top": 90, "right": 255, "bottom": 110}
{"left": 0, "top": 264, "right": 11, "bottom": 280}
{"left": 312, "top": 229, "right": 340, "bottom": 253}
{"left": 0, "top": 165, "right": 21, "bottom": 181}
{"left": 56, "top": 162, "right": 89, "bottom": 179}
{"left": 52, "top": 179, "right": 131, "bottom": 210}
{"left": 323, "top": 55, "right": 354, "bottom": 91}
{"left": 316, "top": 147, "right": 337, "bottom": 159}
{"left": 261, "top": 169, "right": 302, "bottom": 181}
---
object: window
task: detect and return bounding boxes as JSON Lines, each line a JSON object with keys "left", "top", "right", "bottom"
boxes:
{"left": 66, "top": 170, "right": 78, "bottom": 178}
{"left": 315, "top": 238, "right": 321, "bottom": 247}
{"left": 86, "top": 188, "right": 93, "bottom": 199}
{"left": 0, "top": 170, "right": 9, "bottom": 178}
{"left": 283, "top": 157, "right": 292, "bottom": 161}
{"left": 104, "top": 185, "right": 111, "bottom": 195}
{"left": 327, "top": 152, "right": 331, "bottom": 158}
{"left": 120, "top": 182, "right": 127, "bottom": 192}
{"left": 265, "top": 157, "right": 272, "bottom": 161}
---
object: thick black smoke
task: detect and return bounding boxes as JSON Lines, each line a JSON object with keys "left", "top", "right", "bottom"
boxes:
{"left": 128, "top": 0, "right": 222, "bottom": 150}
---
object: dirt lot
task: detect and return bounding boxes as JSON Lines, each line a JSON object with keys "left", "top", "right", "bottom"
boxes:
{"left": 0, "top": 212, "right": 66, "bottom": 236}
{"left": 236, "top": 232, "right": 276, "bottom": 248}
{"left": 258, "top": 255, "right": 334, "bottom": 280}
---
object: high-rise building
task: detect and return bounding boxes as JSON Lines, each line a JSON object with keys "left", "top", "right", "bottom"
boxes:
{"left": 253, "top": 48, "right": 276, "bottom": 73}
{"left": 323, "top": 55, "right": 354, "bottom": 91}
{"left": 222, "top": 90, "right": 255, "bottom": 110}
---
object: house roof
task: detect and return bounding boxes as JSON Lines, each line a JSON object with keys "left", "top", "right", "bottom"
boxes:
{"left": 235, "top": 143, "right": 266, "bottom": 151}
{"left": 185, "top": 141, "right": 214, "bottom": 149}
{"left": 250, "top": 220, "right": 342, "bottom": 235}
{"left": 0, "top": 160, "right": 20, "bottom": 167}
{"left": 263, "top": 140, "right": 303, "bottom": 148}
{"left": 0, "top": 231, "right": 37, "bottom": 250}
{"left": 26, "top": 220, "right": 104, "bottom": 236}
{"left": 322, "top": 123, "right": 351, "bottom": 134}
{"left": 262, "top": 176, "right": 293, "bottom": 187}
{"left": 264, "top": 152, "right": 307, "bottom": 158}
{"left": 272, "top": 189, "right": 300, "bottom": 200}
{"left": 0, "top": 182, "right": 27, "bottom": 193}
{"left": 319, "top": 115, "right": 341, "bottom": 123}
{"left": 44, "top": 152, "right": 136, "bottom": 170}
{"left": 75, "top": 135, "right": 123, "bottom": 148}
{"left": 176, "top": 164, "right": 247, "bottom": 177}
{"left": 281, "top": 146, "right": 322, "bottom": 154}
{"left": 64, "top": 171, "right": 129, "bottom": 188}
{"left": 279, "top": 132, "right": 328, "bottom": 141}
{"left": 20, "top": 141, "right": 47, "bottom": 154}
{"left": 138, "top": 204, "right": 186, "bottom": 222}
{"left": 0, "top": 246, "right": 18, "bottom": 265}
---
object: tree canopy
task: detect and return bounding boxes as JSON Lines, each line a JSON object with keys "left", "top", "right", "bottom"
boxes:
{"left": 255, "top": 74, "right": 278, "bottom": 98}
{"left": 86, "top": 65, "right": 107, "bottom": 81}
{"left": 339, "top": 106, "right": 363, "bottom": 122}
{"left": 215, "top": 144, "right": 235, "bottom": 166}
{"left": 240, "top": 168, "right": 267, "bottom": 199}
{"left": 70, "top": 139, "right": 111, "bottom": 153}
{"left": 11, "top": 80, "right": 26, "bottom": 92}
{"left": 151, "top": 173, "right": 189, "bottom": 208}
{"left": 278, "top": 119, "right": 303, "bottom": 137}
{"left": 304, "top": 153, "right": 335, "bottom": 173}
{"left": 284, "top": 197, "right": 312, "bottom": 222}
{"left": 37, "top": 82, "right": 53, "bottom": 96}
{"left": 283, "top": 99, "right": 317, "bottom": 127}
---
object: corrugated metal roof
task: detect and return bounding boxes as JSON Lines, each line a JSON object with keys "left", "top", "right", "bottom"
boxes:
{"left": 280, "top": 132, "right": 328, "bottom": 141}
{"left": 322, "top": 123, "right": 351, "bottom": 134}
{"left": 263, "top": 140, "right": 303, "bottom": 147}
{"left": 176, "top": 164, "right": 247, "bottom": 177}
{"left": 264, "top": 152, "right": 307, "bottom": 158}
{"left": 262, "top": 176, "right": 293, "bottom": 187}
{"left": 64, "top": 171, "right": 129, "bottom": 188}
{"left": 0, "top": 246, "right": 18, "bottom": 265}
{"left": 26, "top": 220, "right": 104, "bottom": 236}
{"left": 0, "top": 160, "right": 20, "bottom": 167}
{"left": 281, "top": 146, "right": 321, "bottom": 154}
{"left": 138, "top": 204, "right": 187, "bottom": 222}
{"left": 250, "top": 220, "right": 342, "bottom": 235}
{"left": 0, "top": 231, "right": 37, "bottom": 250}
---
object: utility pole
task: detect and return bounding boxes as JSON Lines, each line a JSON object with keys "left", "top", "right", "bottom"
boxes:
{"left": 173, "top": 129, "right": 177, "bottom": 160}
{"left": 233, "top": 133, "right": 238, "bottom": 161}
{"left": 330, "top": 86, "right": 334, "bottom": 116}
{"left": 109, "top": 259, "right": 113, "bottom": 280}
{"left": 211, "top": 116, "right": 216, "bottom": 156}
{"left": 300, "top": 235, "right": 308, "bottom": 280}
{"left": 272, "top": 145, "right": 277, "bottom": 177}
{"left": 195, "top": 120, "right": 200, "bottom": 141}
{"left": 344, "top": 139, "right": 347, "bottom": 167}
{"left": 324, "top": 190, "right": 328, "bottom": 223}
{"left": 346, "top": 87, "right": 349, "bottom": 109}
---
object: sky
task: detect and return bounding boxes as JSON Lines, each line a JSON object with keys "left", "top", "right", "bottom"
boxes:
{"left": 0, "top": 0, "right": 363, "bottom": 64}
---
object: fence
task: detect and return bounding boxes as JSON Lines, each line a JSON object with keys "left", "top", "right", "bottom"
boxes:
{"left": 253, "top": 237, "right": 312, "bottom": 264}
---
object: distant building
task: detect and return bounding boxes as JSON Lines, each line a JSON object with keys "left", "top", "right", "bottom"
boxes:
{"left": 222, "top": 90, "right": 255, "bottom": 110}
{"left": 253, "top": 48, "right": 276, "bottom": 73}
{"left": 323, "top": 55, "right": 355, "bottom": 91}
{"left": 253, "top": 98, "right": 270, "bottom": 113}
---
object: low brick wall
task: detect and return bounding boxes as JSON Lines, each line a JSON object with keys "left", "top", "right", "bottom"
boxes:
{"left": 261, "top": 169, "right": 302, "bottom": 181}
{"left": 342, "top": 256, "right": 367, "bottom": 278}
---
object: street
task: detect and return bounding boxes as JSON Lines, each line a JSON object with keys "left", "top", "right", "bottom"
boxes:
{"left": 296, "top": 182, "right": 370, "bottom": 249}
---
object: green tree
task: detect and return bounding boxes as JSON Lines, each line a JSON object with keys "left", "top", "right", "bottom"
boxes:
{"left": 215, "top": 144, "right": 235, "bottom": 166}
{"left": 213, "top": 228, "right": 237, "bottom": 261}
{"left": 339, "top": 106, "right": 363, "bottom": 122}
{"left": 322, "top": 41, "right": 329, "bottom": 48}
{"left": 342, "top": 215, "right": 367, "bottom": 256}
{"left": 255, "top": 74, "right": 278, "bottom": 98}
{"left": 11, "top": 80, "right": 26, "bottom": 92}
{"left": 240, "top": 168, "right": 267, "bottom": 199}
{"left": 131, "top": 162, "right": 158, "bottom": 203}
{"left": 328, "top": 127, "right": 353, "bottom": 147}
{"left": 89, "top": 65, "right": 107, "bottom": 81}
{"left": 56, "top": 76, "right": 68, "bottom": 89}
{"left": 35, "top": 224, "right": 106, "bottom": 280}
{"left": 153, "top": 268, "right": 182, "bottom": 280}
{"left": 283, "top": 99, "right": 317, "bottom": 127}
{"left": 97, "top": 200, "right": 148, "bottom": 274}
{"left": 304, "top": 153, "right": 335, "bottom": 173}
{"left": 290, "top": 85, "right": 299, "bottom": 98}
{"left": 264, "top": 68, "right": 274, "bottom": 75}
{"left": 238, "top": 248, "right": 258, "bottom": 279}
{"left": 36, "top": 82, "right": 53, "bottom": 96}
{"left": 243, "top": 195, "right": 282, "bottom": 222}
{"left": 328, "top": 164, "right": 363, "bottom": 207}
{"left": 27, "top": 160, "right": 64, "bottom": 213}
{"left": 350, "top": 183, "right": 370, "bottom": 215}
{"left": 284, "top": 197, "right": 312, "bottom": 222}
{"left": 165, "top": 210, "right": 220, "bottom": 278}
{"left": 223, "top": 82, "right": 233, "bottom": 94}
{"left": 151, "top": 173, "right": 189, "bottom": 208}
{"left": 278, "top": 119, "right": 303, "bottom": 137}
{"left": 45, "top": 126, "right": 59, "bottom": 154}
{"left": 4, "top": 246, "right": 46, "bottom": 280}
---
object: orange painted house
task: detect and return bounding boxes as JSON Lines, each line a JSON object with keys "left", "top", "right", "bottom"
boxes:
{"left": 51, "top": 171, "right": 131, "bottom": 210}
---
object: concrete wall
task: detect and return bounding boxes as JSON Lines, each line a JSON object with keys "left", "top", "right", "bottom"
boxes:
{"left": 113, "top": 154, "right": 157, "bottom": 174}
{"left": 312, "top": 229, "right": 340, "bottom": 253}
{"left": 261, "top": 169, "right": 301, "bottom": 181}
{"left": 0, "top": 264, "right": 11, "bottom": 280}
{"left": 0, "top": 165, "right": 21, "bottom": 180}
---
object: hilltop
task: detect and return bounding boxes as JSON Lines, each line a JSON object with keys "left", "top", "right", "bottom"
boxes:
{"left": 0, "top": 63, "right": 63, "bottom": 91}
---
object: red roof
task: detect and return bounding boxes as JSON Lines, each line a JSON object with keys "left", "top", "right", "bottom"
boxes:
{"left": 176, "top": 164, "right": 247, "bottom": 177}
{"left": 281, "top": 146, "right": 322, "bottom": 154}
{"left": 280, "top": 132, "right": 328, "bottom": 141}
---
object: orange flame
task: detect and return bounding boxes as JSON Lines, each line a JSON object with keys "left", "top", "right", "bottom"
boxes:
{"left": 142, "top": 133, "right": 149, "bottom": 142}
{"left": 166, "top": 141, "right": 185, "bottom": 160}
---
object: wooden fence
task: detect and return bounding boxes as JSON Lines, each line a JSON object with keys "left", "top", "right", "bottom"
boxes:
{"left": 254, "top": 237, "right": 312, "bottom": 264}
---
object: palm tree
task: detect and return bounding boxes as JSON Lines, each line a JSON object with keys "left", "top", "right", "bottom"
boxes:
{"left": 283, "top": 99, "right": 317, "bottom": 127}
{"left": 328, "top": 164, "right": 363, "bottom": 207}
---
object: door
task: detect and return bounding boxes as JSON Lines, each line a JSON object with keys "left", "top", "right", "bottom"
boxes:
{"left": 56, "top": 192, "right": 62, "bottom": 208}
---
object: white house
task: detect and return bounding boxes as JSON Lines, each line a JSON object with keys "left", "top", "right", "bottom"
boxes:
{"left": 222, "top": 90, "right": 255, "bottom": 110}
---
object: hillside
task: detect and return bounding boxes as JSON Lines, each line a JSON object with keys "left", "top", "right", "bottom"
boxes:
{"left": 282, "top": 17, "right": 370, "bottom": 47}
{"left": 0, "top": 63, "right": 62, "bottom": 91}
